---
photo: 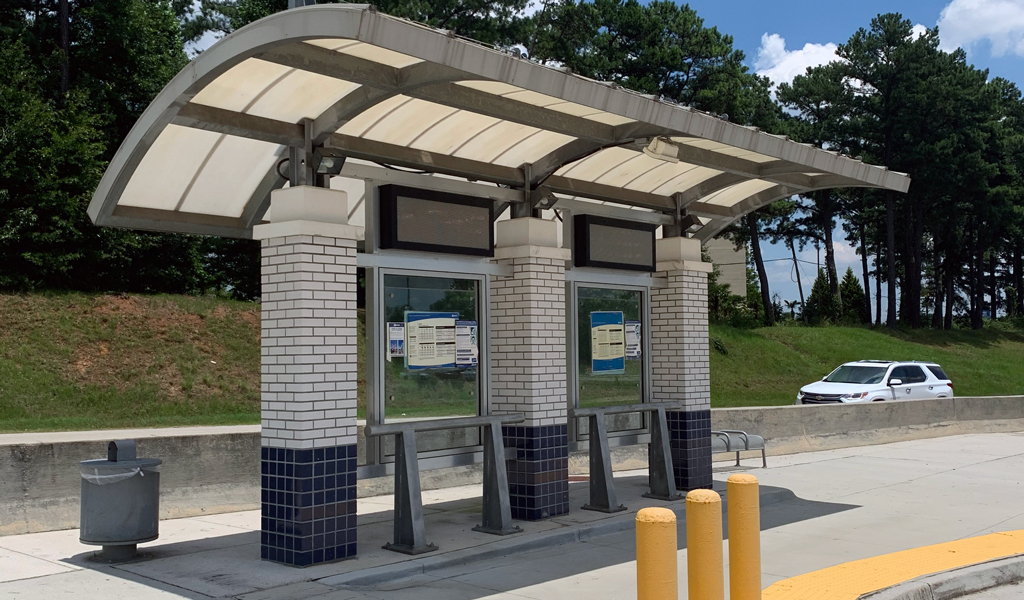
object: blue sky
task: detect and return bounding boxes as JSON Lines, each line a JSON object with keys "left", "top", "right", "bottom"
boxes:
{"left": 683, "top": 0, "right": 1024, "bottom": 309}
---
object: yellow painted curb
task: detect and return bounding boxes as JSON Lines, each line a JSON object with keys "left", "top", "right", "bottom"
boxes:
{"left": 763, "top": 530, "right": 1024, "bottom": 600}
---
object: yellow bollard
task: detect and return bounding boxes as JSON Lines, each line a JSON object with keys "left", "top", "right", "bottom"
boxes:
{"left": 636, "top": 507, "right": 678, "bottom": 600}
{"left": 727, "top": 474, "right": 761, "bottom": 600}
{"left": 687, "top": 489, "right": 724, "bottom": 600}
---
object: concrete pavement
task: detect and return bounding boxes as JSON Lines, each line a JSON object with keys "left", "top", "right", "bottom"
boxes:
{"left": 2, "top": 431, "right": 1024, "bottom": 599}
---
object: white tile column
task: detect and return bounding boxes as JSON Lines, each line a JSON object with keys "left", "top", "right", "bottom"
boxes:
{"left": 650, "top": 236, "right": 714, "bottom": 490}
{"left": 490, "top": 217, "right": 572, "bottom": 520}
{"left": 252, "top": 186, "right": 363, "bottom": 567}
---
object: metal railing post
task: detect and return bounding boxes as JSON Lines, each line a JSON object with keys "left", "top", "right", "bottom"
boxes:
{"left": 473, "top": 419, "right": 522, "bottom": 535}
{"left": 644, "top": 406, "right": 681, "bottom": 501}
{"left": 582, "top": 411, "right": 625, "bottom": 513}
{"left": 387, "top": 429, "right": 436, "bottom": 555}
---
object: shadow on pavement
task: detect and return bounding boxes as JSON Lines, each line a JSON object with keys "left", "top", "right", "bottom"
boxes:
{"left": 57, "top": 473, "right": 858, "bottom": 599}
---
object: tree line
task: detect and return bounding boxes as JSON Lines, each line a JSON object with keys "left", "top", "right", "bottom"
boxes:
{"left": 2, "top": 0, "right": 1023, "bottom": 329}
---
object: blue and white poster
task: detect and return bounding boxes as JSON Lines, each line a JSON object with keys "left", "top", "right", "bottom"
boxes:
{"left": 625, "top": 320, "right": 641, "bottom": 359}
{"left": 405, "top": 311, "right": 459, "bottom": 370}
{"left": 455, "top": 320, "right": 478, "bottom": 366}
{"left": 590, "top": 311, "right": 625, "bottom": 375}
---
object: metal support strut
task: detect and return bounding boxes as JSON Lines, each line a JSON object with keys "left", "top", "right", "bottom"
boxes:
{"left": 365, "top": 414, "right": 525, "bottom": 554}
{"left": 570, "top": 403, "right": 683, "bottom": 512}
{"left": 472, "top": 418, "right": 522, "bottom": 536}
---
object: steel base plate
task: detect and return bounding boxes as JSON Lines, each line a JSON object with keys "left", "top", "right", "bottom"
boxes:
{"left": 472, "top": 524, "right": 523, "bottom": 536}
{"left": 642, "top": 493, "right": 684, "bottom": 502}
{"left": 582, "top": 504, "right": 628, "bottom": 513}
{"left": 382, "top": 542, "right": 438, "bottom": 555}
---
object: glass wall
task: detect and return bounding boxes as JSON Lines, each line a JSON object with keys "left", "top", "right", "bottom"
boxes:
{"left": 379, "top": 274, "right": 481, "bottom": 454}
{"left": 575, "top": 286, "right": 646, "bottom": 435}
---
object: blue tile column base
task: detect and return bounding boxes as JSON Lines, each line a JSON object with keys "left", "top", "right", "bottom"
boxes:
{"left": 667, "top": 409, "right": 713, "bottom": 491}
{"left": 503, "top": 424, "right": 569, "bottom": 521}
{"left": 260, "top": 444, "right": 357, "bottom": 567}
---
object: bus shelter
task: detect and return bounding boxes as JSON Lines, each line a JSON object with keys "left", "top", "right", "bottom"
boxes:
{"left": 88, "top": 4, "right": 910, "bottom": 567}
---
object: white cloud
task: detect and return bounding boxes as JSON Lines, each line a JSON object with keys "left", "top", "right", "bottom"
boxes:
{"left": 912, "top": 23, "right": 929, "bottom": 39}
{"left": 937, "top": 0, "right": 1024, "bottom": 55}
{"left": 754, "top": 33, "right": 839, "bottom": 87}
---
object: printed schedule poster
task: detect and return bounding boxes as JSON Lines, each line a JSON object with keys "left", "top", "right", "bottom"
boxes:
{"left": 625, "top": 320, "right": 641, "bottom": 359}
{"left": 405, "top": 311, "right": 459, "bottom": 370}
{"left": 455, "top": 320, "right": 479, "bottom": 366}
{"left": 387, "top": 322, "right": 405, "bottom": 361}
{"left": 590, "top": 311, "right": 626, "bottom": 375}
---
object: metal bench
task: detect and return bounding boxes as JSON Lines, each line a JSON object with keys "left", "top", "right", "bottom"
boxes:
{"left": 712, "top": 430, "right": 767, "bottom": 468}
{"left": 568, "top": 402, "right": 684, "bottom": 513}
{"left": 364, "top": 413, "right": 525, "bottom": 555}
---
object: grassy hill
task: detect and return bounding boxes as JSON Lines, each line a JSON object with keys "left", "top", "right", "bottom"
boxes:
{"left": 0, "top": 293, "right": 261, "bottom": 432}
{"left": 0, "top": 293, "right": 1022, "bottom": 432}
{"left": 710, "top": 324, "right": 1024, "bottom": 407}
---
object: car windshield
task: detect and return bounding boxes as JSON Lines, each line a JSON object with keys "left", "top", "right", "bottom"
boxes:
{"left": 825, "top": 365, "right": 887, "bottom": 384}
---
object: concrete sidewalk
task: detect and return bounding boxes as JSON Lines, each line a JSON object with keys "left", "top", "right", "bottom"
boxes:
{"left": 2, "top": 432, "right": 1024, "bottom": 599}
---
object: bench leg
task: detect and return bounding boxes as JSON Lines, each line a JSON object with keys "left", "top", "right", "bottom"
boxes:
{"left": 582, "top": 413, "right": 626, "bottom": 513}
{"left": 474, "top": 420, "right": 523, "bottom": 535}
{"left": 385, "top": 430, "right": 437, "bottom": 555}
{"left": 762, "top": 448, "right": 767, "bottom": 469}
{"left": 644, "top": 407, "right": 682, "bottom": 501}
{"left": 735, "top": 451, "right": 741, "bottom": 467}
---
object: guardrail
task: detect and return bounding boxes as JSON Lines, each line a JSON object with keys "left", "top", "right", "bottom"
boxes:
{"left": 569, "top": 402, "right": 683, "bottom": 512}
{"left": 364, "top": 413, "right": 525, "bottom": 554}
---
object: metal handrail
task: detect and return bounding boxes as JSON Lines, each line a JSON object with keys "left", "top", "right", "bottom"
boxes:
{"left": 364, "top": 413, "right": 524, "bottom": 437}
{"left": 364, "top": 412, "right": 526, "bottom": 554}
{"left": 569, "top": 401, "right": 682, "bottom": 418}
{"left": 568, "top": 402, "right": 684, "bottom": 512}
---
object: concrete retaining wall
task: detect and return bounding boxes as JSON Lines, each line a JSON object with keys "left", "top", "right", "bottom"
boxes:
{"left": 713, "top": 396, "right": 1024, "bottom": 458}
{"left": 3, "top": 395, "right": 1022, "bottom": 536}
{"left": 0, "top": 426, "right": 261, "bottom": 537}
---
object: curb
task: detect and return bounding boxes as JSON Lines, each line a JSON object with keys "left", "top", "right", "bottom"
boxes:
{"left": 861, "top": 554, "right": 1024, "bottom": 600}
{"left": 322, "top": 484, "right": 796, "bottom": 588}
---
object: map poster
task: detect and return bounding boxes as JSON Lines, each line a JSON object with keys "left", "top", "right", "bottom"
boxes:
{"left": 387, "top": 322, "right": 405, "bottom": 361}
{"left": 590, "top": 311, "right": 625, "bottom": 375}
{"left": 405, "top": 311, "right": 459, "bottom": 370}
{"left": 455, "top": 320, "right": 479, "bottom": 367}
{"left": 625, "top": 320, "right": 641, "bottom": 359}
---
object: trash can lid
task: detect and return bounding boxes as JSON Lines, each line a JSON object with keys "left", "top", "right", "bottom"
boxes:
{"left": 80, "top": 458, "right": 162, "bottom": 470}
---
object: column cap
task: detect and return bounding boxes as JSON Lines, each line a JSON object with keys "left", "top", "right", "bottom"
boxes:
{"left": 253, "top": 186, "right": 364, "bottom": 241}
{"left": 656, "top": 236, "right": 711, "bottom": 273}
{"left": 494, "top": 217, "right": 571, "bottom": 261}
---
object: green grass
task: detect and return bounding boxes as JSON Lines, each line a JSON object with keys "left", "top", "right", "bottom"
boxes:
{"left": 2, "top": 292, "right": 1022, "bottom": 432}
{"left": 0, "top": 292, "right": 261, "bottom": 432}
{"left": 709, "top": 323, "right": 1024, "bottom": 407}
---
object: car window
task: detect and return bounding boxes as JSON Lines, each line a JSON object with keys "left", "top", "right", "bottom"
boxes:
{"left": 899, "top": 365, "right": 927, "bottom": 383}
{"left": 926, "top": 365, "right": 949, "bottom": 380}
{"left": 889, "top": 366, "right": 906, "bottom": 381}
{"left": 825, "top": 365, "right": 887, "bottom": 384}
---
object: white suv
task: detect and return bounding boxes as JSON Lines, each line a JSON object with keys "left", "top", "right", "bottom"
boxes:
{"left": 796, "top": 360, "right": 954, "bottom": 404}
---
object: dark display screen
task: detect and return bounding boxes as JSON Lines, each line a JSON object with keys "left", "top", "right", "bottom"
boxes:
{"left": 574, "top": 214, "right": 656, "bottom": 271}
{"left": 379, "top": 185, "right": 493, "bottom": 256}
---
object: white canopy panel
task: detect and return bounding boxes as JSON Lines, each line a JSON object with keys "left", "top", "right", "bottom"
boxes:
{"left": 89, "top": 5, "right": 910, "bottom": 240}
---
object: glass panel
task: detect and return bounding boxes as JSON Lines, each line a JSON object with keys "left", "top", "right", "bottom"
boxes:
{"left": 576, "top": 286, "right": 644, "bottom": 434}
{"left": 356, "top": 268, "right": 368, "bottom": 466}
{"left": 382, "top": 274, "right": 481, "bottom": 454}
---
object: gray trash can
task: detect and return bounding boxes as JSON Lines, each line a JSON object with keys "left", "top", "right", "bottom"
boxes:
{"left": 80, "top": 439, "right": 162, "bottom": 562}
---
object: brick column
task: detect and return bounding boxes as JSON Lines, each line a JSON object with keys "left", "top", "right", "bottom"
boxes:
{"left": 490, "top": 218, "right": 571, "bottom": 520}
{"left": 651, "top": 236, "right": 714, "bottom": 491}
{"left": 252, "top": 186, "right": 363, "bottom": 567}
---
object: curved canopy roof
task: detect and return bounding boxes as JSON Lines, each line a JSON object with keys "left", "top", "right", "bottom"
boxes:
{"left": 88, "top": 4, "right": 910, "bottom": 242}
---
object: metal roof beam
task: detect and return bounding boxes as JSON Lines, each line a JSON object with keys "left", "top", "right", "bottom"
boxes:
{"left": 543, "top": 175, "right": 675, "bottom": 212}
{"left": 410, "top": 83, "right": 617, "bottom": 143}
{"left": 325, "top": 133, "right": 525, "bottom": 186}
{"left": 172, "top": 103, "right": 304, "bottom": 146}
